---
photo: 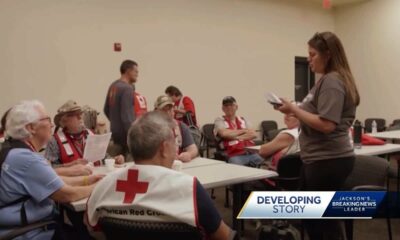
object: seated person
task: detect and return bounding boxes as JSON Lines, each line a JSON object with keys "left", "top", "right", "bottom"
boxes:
{"left": 259, "top": 114, "right": 300, "bottom": 170}
{"left": 45, "top": 100, "right": 124, "bottom": 176}
{"left": 87, "top": 111, "right": 232, "bottom": 240}
{"left": 165, "top": 85, "right": 197, "bottom": 126}
{"left": 153, "top": 95, "right": 198, "bottom": 162}
{"left": 0, "top": 100, "right": 102, "bottom": 239}
{"left": 214, "top": 96, "right": 263, "bottom": 167}
{"left": 0, "top": 109, "right": 11, "bottom": 150}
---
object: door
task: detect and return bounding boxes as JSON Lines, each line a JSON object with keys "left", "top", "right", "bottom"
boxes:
{"left": 295, "top": 56, "right": 315, "bottom": 102}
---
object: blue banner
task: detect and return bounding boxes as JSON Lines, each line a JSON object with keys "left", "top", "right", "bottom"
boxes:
{"left": 238, "top": 191, "right": 400, "bottom": 219}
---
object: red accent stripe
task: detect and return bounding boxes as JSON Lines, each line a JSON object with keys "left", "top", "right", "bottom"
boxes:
{"left": 192, "top": 177, "right": 199, "bottom": 228}
{"left": 85, "top": 192, "right": 102, "bottom": 230}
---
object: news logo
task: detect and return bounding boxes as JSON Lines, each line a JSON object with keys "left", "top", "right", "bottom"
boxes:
{"left": 237, "top": 192, "right": 387, "bottom": 219}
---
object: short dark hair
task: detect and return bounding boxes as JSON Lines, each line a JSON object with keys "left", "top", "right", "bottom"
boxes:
{"left": 222, "top": 96, "right": 237, "bottom": 105}
{"left": 120, "top": 60, "right": 138, "bottom": 74}
{"left": 165, "top": 85, "right": 182, "bottom": 97}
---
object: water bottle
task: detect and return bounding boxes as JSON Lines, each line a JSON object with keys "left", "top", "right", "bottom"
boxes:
{"left": 353, "top": 120, "right": 362, "bottom": 149}
{"left": 371, "top": 120, "right": 377, "bottom": 133}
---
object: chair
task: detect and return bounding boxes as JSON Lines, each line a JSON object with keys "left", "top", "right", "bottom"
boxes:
{"left": 390, "top": 119, "right": 400, "bottom": 127}
{"left": 364, "top": 118, "right": 386, "bottom": 133}
{"left": 273, "top": 154, "right": 303, "bottom": 191}
{"left": 200, "top": 124, "right": 227, "bottom": 200}
{"left": 343, "top": 155, "right": 392, "bottom": 240}
{"left": 261, "top": 121, "right": 278, "bottom": 142}
{"left": 200, "top": 124, "right": 218, "bottom": 158}
{"left": 0, "top": 220, "right": 57, "bottom": 240}
{"left": 387, "top": 119, "right": 400, "bottom": 132}
{"left": 260, "top": 154, "right": 304, "bottom": 240}
{"left": 98, "top": 217, "right": 203, "bottom": 240}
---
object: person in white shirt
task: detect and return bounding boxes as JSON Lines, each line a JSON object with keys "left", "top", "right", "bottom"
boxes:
{"left": 259, "top": 114, "right": 300, "bottom": 169}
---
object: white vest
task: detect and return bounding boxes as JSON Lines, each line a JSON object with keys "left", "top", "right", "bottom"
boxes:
{"left": 87, "top": 165, "right": 197, "bottom": 228}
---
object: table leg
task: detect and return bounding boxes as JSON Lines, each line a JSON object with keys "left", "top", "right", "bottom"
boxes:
{"left": 397, "top": 159, "right": 399, "bottom": 193}
{"left": 232, "top": 184, "right": 243, "bottom": 238}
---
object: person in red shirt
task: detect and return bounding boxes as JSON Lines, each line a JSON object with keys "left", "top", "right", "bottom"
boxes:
{"left": 165, "top": 85, "right": 197, "bottom": 126}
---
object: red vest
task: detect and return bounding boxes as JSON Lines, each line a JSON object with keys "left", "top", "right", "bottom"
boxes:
{"left": 54, "top": 128, "right": 93, "bottom": 164}
{"left": 134, "top": 92, "right": 148, "bottom": 117}
{"left": 220, "top": 116, "right": 254, "bottom": 157}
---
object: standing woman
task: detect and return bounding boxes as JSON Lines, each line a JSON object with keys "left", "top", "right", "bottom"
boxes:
{"left": 277, "top": 32, "right": 360, "bottom": 239}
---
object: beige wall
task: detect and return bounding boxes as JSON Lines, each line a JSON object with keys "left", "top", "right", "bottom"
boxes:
{"left": 0, "top": 0, "right": 334, "bottom": 131}
{"left": 335, "top": 0, "right": 400, "bottom": 125}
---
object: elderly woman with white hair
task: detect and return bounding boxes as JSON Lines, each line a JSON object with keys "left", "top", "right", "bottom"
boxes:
{"left": 0, "top": 100, "right": 103, "bottom": 240}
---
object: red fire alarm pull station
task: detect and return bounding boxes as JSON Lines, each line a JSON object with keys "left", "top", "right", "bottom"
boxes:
{"left": 114, "top": 43, "right": 121, "bottom": 52}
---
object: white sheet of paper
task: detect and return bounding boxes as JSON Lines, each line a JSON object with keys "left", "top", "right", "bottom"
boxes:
{"left": 83, "top": 133, "right": 112, "bottom": 162}
{"left": 265, "top": 92, "right": 282, "bottom": 105}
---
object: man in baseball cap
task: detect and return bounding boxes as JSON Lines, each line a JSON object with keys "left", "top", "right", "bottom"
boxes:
{"left": 153, "top": 95, "right": 198, "bottom": 162}
{"left": 214, "top": 96, "right": 263, "bottom": 167}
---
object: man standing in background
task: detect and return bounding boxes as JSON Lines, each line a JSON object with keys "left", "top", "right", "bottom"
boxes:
{"left": 165, "top": 85, "right": 197, "bottom": 126}
{"left": 104, "top": 60, "right": 140, "bottom": 156}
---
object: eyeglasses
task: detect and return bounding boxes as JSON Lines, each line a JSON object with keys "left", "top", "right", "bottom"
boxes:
{"left": 38, "top": 116, "right": 52, "bottom": 123}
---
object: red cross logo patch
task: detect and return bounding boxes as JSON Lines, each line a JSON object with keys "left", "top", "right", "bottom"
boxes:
{"left": 116, "top": 169, "right": 149, "bottom": 204}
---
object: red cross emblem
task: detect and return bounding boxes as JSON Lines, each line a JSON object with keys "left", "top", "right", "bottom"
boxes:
{"left": 116, "top": 169, "right": 149, "bottom": 204}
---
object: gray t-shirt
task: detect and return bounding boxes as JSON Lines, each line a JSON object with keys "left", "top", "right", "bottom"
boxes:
{"left": 104, "top": 80, "right": 135, "bottom": 146}
{"left": 299, "top": 72, "right": 356, "bottom": 163}
{"left": 179, "top": 122, "right": 195, "bottom": 149}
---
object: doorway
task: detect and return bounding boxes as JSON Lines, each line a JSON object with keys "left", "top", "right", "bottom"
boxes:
{"left": 294, "top": 56, "right": 315, "bottom": 102}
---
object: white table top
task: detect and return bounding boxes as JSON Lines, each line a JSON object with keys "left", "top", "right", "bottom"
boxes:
{"left": 182, "top": 157, "right": 226, "bottom": 169}
{"left": 368, "top": 130, "right": 400, "bottom": 140}
{"left": 354, "top": 143, "right": 400, "bottom": 156}
{"left": 69, "top": 160, "right": 276, "bottom": 211}
{"left": 183, "top": 163, "right": 277, "bottom": 189}
{"left": 247, "top": 143, "right": 400, "bottom": 156}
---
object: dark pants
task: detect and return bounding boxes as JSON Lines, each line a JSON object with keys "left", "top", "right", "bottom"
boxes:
{"left": 301, "top": 156, "right": 355, "bottom": 240}
{"left": 69, "top": 209, "right": 94, "bottom": 240}
{"left": 59, "top": 209, "right": 93, "bottom": 240}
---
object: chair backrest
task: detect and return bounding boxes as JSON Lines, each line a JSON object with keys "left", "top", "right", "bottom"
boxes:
{"left": 391, "top": 119, "right": 400, "bottom": 126}
{"left": 0, "top": 220, "right": 57, "bottom": 240}
{"left": 201, "top": 124, "right": 218, "bottom": 148}
{"left": 388, "top": 119, "right": 400, "bottom": 131}
{"left": 276, "top": 154, "right": 303, "bottom": 190}
{"left": 99, "top": 217, "right": 203, "bottom": 240}
{"left": 364, "top": 118, "right": 386, "bottom": 133}
{"left": 343, "top": 155, "right": 389, "bottom": 190}
{"left": 261, "top": 121, "right": 278, "bottom": 142}
{"left": 386, "top": 124, "right": 400, "bottom": 132}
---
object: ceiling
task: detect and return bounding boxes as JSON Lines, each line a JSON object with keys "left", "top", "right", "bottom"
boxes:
{"left": 306, "top": 0, "right": 368, "bottom": 7}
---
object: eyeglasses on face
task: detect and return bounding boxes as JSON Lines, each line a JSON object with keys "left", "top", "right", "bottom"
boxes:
{"left": 38, "top": 116, "right": 52, "bottom": 123}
